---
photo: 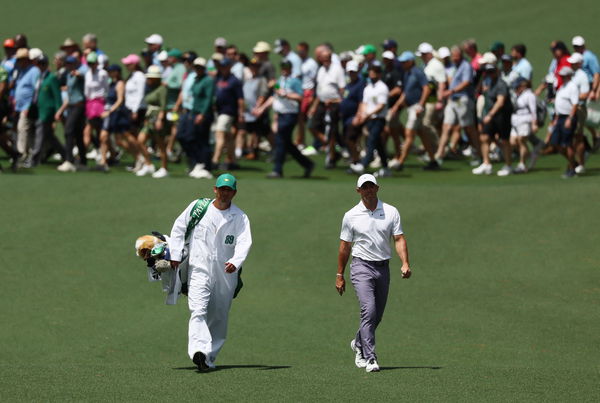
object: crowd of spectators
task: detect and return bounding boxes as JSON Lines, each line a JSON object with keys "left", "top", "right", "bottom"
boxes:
{"left": 1, "top": 33, "right": 599, "bottom": 178}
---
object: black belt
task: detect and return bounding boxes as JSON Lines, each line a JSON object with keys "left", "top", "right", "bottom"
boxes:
{"left": 356, "top": 257, "right": 389, "bottom": 266}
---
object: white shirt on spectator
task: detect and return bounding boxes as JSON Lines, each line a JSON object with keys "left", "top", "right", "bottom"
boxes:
{"left": 424, "top": 57, "right": 447, "bottom": 84}
{"left": 301, "top": 57, "right": 318, "bottom": 90}
{"left": 84, "top": 68, "right": 109, "bottom": 100}
{"left": 554, "top": 80, "right": 579, "bottom": 115}
{"left": 511, "top": 88, "right": 537, "bottom": 127}
{"left": 572, "top": 69, "right": 590, "bottom": 105}
{"left": 340, "top": 200, "right": 403, "bottom": 262}
{"left": 362, "top": 80, "right": 389, "bottom": 119}
{"left": 125, "top": 71, "right": 147, "bottom": 112}
{"left": 316, "top": 63, "right": 345, "bottom": 101}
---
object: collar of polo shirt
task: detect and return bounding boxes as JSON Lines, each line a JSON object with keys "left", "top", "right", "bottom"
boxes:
{"left": 360, "top": 199, "right": 383, "bottom": 211}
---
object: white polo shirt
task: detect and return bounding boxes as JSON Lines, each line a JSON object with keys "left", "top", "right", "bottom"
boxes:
{"left": 424, "top": 57, "right": 447, "bottom": 84}
{"left": 554, "top": 80, "right": 579, "bottom": 115}
{"left": 362, "top": 80, "right": 389, "bottom": 119}
{"left": 340, "top": 200, "right": 403, "bottom": 262}
{"left": 316, "top": 63, "right": 345, "bottom": 101}
{"left": 572, "top": 69, "right": 590, "bottom": 105}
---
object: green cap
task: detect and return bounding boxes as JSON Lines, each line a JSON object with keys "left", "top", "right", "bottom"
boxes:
{"left": 361, "top": 44, "right": 377, "bottom": 55}
{"left": 167, "top": 48, "right": 183, "bottom": 59}
{"left": 215, "top": 173, "right": 237, "bottom": 190}
{"left": 490, "top": 41, "right": 504, "bottom": 52}
{"left": 86, "top": 51, "right": 98, "bottom": 64}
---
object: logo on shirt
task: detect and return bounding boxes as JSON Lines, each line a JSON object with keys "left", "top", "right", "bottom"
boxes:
{"left": 224, "top": 235, "right": 235, "bottom": 245}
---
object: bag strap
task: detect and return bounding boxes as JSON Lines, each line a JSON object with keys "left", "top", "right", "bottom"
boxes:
{"left": 185, "top": 198, "right": 213, "bottom": 240}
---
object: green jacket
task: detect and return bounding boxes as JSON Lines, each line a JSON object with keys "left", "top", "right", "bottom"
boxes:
{"left": 36, "top": 71, "right": 62, "bottom": 123}
{"left": 191, "top": 74, "right": 215, "bottom": 116}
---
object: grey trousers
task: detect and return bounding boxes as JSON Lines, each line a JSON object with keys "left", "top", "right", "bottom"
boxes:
{"left": 350, "top": 257, "right": 390, "bottom": 361}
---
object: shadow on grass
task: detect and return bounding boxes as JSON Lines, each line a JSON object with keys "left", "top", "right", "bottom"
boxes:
{"left": 173, "top": 365, "right": 291, "bottom": 372}
{"left": 380, "top": 366, "right": 442, "bottom": 371}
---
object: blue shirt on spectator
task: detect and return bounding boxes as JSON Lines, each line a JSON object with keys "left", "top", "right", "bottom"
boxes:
{"left": 340, "top": 77, "right": 366, "bottom": 123}
{"left": 403, "top": 65, "right": 429, "bottom": 106}
{"left": 66, "top": 70, "right": 85, "bottom": 105}
{"left": 215, "top": 73, "right": 243, "bottom": 116}
{"left": 449, "top": 59, "right": 474, "bottom": 99}
{"left": 14, "top": 64, "right": 40, "bottom": 112}
{"left": 582, "top": 50, "right": 600, "bottom": 83}
{"left": 284, "top": 51, "right": 303, "bottom": 79}
{"left": 273, "top": 76, "right": 303, "bottom": 114}
{"left": 512, "top": 58, "right": 533, "bottom": 81}
{"left": 181, "top": 71, "right": 197, "bottom": 110}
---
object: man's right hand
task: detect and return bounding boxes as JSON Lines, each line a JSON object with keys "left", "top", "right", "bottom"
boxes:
{"left": 170, "top": 260, "right": 180, "bottom": 270}
{"left": 336, "top": 275, "right": 345, "bottom": 296}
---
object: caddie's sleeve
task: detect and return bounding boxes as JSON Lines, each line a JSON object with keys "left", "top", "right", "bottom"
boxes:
{"left": 340, "top": 213, "right": 353, "bottom": 242}
{"left": 392, "top": 208, "right": 404, "bottom": 236}
{"left": 228, "top": 214, "right": 252, "bottom": 270}
{"left": 169, "top": 201, "right": 196, "bottom": 261}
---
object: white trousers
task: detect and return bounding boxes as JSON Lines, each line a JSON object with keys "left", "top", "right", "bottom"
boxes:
{"left": 187, "top": 264, "right": 236, "bottom": 368}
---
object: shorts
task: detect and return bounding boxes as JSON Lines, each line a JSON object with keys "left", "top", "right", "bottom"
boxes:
{"left": 385, "top": 107, "right": 401, "bottom": 128}
{"left": 482, "top": 114, "right": 511, "bottom": 140}
{"left": 510, "top": 123, "right": 532, "bottom": 137}
{"left": 443, "top": 96, "right": 475, "bottom": 127}
{"left": 128, "top": 108, "right": 146, "bottom": 130}
{"left": 300, "top": 89, "right": 314, "bottom": 115}
{"left": 141, "top": 114, "right": 170, "bottom": 137}
{"left": 405, "top": 104, "right": 424, "bottom": 131}
{"left": 550, "top": 115, "right": 577, "bottom": 147}
{"left": 309, "top": 102, "right": 340, "bottom": 138}
{"left": 86, "top": 98, "right": 105, "bottom": 119}
{"left": 241, "top": 118, "right": 269, "bottom": 136}
{"left": 215, "top": 114, "right": 235, "bottom": 133}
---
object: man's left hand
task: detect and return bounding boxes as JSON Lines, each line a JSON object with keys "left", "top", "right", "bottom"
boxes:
{"left": 225, "top": 262, "right": 237, "bottom": 273}
{"left": 401, "top": 264, "right": 411, "bottom": 279}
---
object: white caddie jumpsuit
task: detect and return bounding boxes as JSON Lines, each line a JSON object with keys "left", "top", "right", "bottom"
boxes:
{"left": 169, "top": 200, "right": 252, "bottom": 368}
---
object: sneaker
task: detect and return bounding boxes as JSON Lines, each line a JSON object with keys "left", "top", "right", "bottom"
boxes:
{"left": 135, "top": 164, "right": 155, "bottom": 177}
{"left": 374, "top": 168, "right": 391, "bottom": 178}
{"left": 561, "top": 169, "right": 576, "bottom": 179}
{"left": 497, "top": 165, "right": 512, "bottom": 177}
{"left": 462, "top": 146, "right": 473, "bottom": 157}
{"left": 258, "top": 140, "right": 272, "bottom": 152}
{"left": 435, "top": 157, "right": 444, "bottom": 167}
{"left": 422, "top": 160, "right": 440, "bottom": 171}
{"left": 575, "top": 165, "right": 585, "bottom": 174}
{"left": 366, "top": 358, "right": 380, "bottom": 373}
{"left": 95, "top": 164, "right": 110, "bottom": 173}
{"left": 189, "top": 168, "right": 213, "bottom": 179}
{"left": 387, "top": 158, "right": 402, "bottom": 170}
{"left": 86, "top": 148, "right": 98, "bottom": 160}
{"left": 349, "top": 163, "right": 365, "bottom": 174}
{"left": 472, "top": 163, "right": 493, "bottom": 175}
{"left": 350, "top": 340, "right": 367, "bottom": 368}
{"left": 266, "top": 171, "right": 282, "bottom": 179}
{"left": 368, "top": 155, "right": 382, "bottom": 169}
{"left": 192, "top": 351, "right": 210, "bottom": 372}
{"left": 514, "top": 163, "right": 527, "bottom": 174}
{"left": 57, "top": 161, "right": 77, "bottom": 172}
{"left": 301, "top": 145, "right": 318, "bottom": 156}
{"left": 152, "top": 167, "right": 169, "bottom": 178}
{"left": 188, "top": 163, "right": 204, "bottom": 177}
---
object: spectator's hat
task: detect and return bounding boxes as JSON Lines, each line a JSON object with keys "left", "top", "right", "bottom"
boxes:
{"left": 479, "top": 52, "right": 497, "bottom": 65}
{"left": 482, "top": 63, "right": 497, "bottom": 71}
{"left": 382, "top": 39, "right": 398, "bottom": 50}
{"left": 382, "top": 50, "right": 395, "bottom": 60}
{"left": 211, "top": 52, "right": 224, "bottom": 62}
{"left": 65, "top": 55, "right": 77, "bottom": 64}
{"left": 60, "top": 38, "right": 78, "bottom": 49}
{"left": 415, "top": 42, "right": 434, "bottom": 56}
{"left": 368, "top": 60, "right": 383, "bottom": 72}
{"left": 500, "top": 54, "right": 512, "bottom": 63}
{"left": 15, "top": 48, "right": 29, "bottom": 59}
{"left": 339, "top": 51, "right": 355, "bottom": 62}
{"left": 145, "top": 65, "right": 162, "bottom": 78}
{"left": 216, "top": 173, "right": 237, "bottom": 190}
{"left": 107, "top": 64, "right": 122, "bottom": 73}
{"left": 438, "top": 46, "right": 450, "bottom": 59}
{"left": 274, "top": 39, "right": 289, "bottom": 54}
{"left": 144, "top": 34, "right": 163, "bottom": 45}
{"left": 167, "top": 48, "right": 183, "bottom": 59}
{"left": 157, "top": 50, "right": 168, "bottom": 62}
{"left": 29, "top": 48, "right": 43, "bottom": 61}
{"left": 86, "top": 51, "right": 98, "bottom": 64}
{"left": 490, "top": 41, "right": 504, "bottom": 52}
{"left": 567, "top": 52, "right": 583, "bottom": 64}
{"left": 214, "top": 37, "right": 227, "bottom": 48}
{"left": 98, "top": 54, "right": 108, "bottom": 67}
{"left": 361, "top": 44, "right": 377, "bottom": 55}
{"left": 3, "top": 38, "right": 16, "bottom": 48}
{"left": 357, "top": 173, "right": 377, "bottom": 188}
{"left": 558, "top": 66, "right": 574, "bottom": 76}
{"left": 512, "top": 77, "right": 528, "bottom": 90}
{"left": 345, "top": 60, "right": 359, "bottom": 72}
{"left": 280, "top": 60, "right": 292, "bottom": 69}
{"left": 397, "top": 51, "right": 415, "bottom": 62}
{"left": 193, "top": 57, "right": 207, "bottom": 67}
{"left": 121, "top": 53, "right": 140, "bottom": 65}
{"left": 572, "top": 36, "right": 585, "bottom": 47}
{"left": 253, "top": 41, "right": 271, "bottom": 53}
{"left": 38, "top": 54, "right": 49, "bottom": 65}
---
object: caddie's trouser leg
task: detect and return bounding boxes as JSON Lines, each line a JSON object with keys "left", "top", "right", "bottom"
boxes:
{"left": 350, "top": 258, "right": 390, "bottom": 361}
{"left": 187, "top": 268, "right": 212, "bottom": 360}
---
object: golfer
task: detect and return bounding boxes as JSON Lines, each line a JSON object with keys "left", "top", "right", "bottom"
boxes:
{"left": 336, "top": 174, "right": 411, "bottom": 372}
{"left": 169, "top": 173, "right": 252, "bottom": 371}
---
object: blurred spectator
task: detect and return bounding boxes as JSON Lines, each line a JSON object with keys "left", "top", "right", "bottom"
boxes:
{"left": 510, "top": 77, "right": 538, "bottom": 173}
{"left": 340, "top": 60, "right": 365, "bottom": 166}
{"left": 274, "top": 39, "right": 302, "bottom": 78}
{"left": 241, "top": 58, "right": 269, "bottom": 160}
{"left": 144, "top": 33, "right": 163, "bottom": 67}
{"left": 551, "top": 66, "right": 579, "bottom": 178}
{"left": 510, "top": 44, "right": 532, "bottom": 81}
{"left": 14, "top": 48, "right": 40, "bottom": 167}
{"left": 225, "top": 45, "right": 244, "bottom": 82}
{"left": 490, "top": 41, "right": 505, "bottom": 60}
{"left": 295, "top": 41, "right": 318, "bottom": 148}
{"left": 83, "top": 51, "right": 109, "bottom": 158}
{"left": 164, "top": 48, "right": 185, "bottom": 161}
{"left": 568, "top": 53, "right": 591, "bottom": 174}
{"left": 381, "top": 50, "right": 404, "bottom": 169}
{"left": 252, "top": 41, "right": 276, "bottom": 89}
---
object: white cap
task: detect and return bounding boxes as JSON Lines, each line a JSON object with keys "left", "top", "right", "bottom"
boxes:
{"left": 145, "top": 65, "right": 162, "bottom": 78}
{"left": 415, "top": 42, "right": 434, "bottom": 56}
{"left": 558, "top": 66, "right": 574, "bottom": 76}
{"left": 479, "top": 51, "right": 498, "bottom": 65}
{"left": 567, "top": 52, "right": 584, "bottom": 64}
{"left": 97, "top": 53, "right": 108, "bottom": 67}
{"left": 353, "top": 53, "right": 365, "bottom": 64}
{"left": 345, "top": 60, "right": 359, "bottom": 72}
{"left": 29, "top": 48, "right": 43, "bottom": 61}
{"left": 193, "top": 57, "right": 207, "bottom": 67}
{"left": 357, "top": 174, "right": 378, "bottom": 188}
{"left": 214, "top": 37, "right": 227, "bottom": 47}
{"left": 144, "top": 34, "right": 163, "bottom": 45}
{"left": 157, "top": 50, "right": 168, "bottom": 62}
{"left": 355, "top": 45, "right": 365, "bottom": 55}
{"left": 382, "top": 50, "right": 395, "bottom": 60}
{"left": 572, "top": 35, "right": 585, "bottom": 47}
{"left": 438, "top": 46, "right": 450, "bottom": 59}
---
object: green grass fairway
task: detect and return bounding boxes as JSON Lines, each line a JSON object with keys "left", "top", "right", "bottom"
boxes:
{"left": 2, "top": 0, "right": 600, "bottom": 401}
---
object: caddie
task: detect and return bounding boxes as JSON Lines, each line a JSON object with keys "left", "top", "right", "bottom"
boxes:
{"left": 336, "top": 173, "right": 411, "bottom": 372}
{"left": 169, "top": 173, "right": 252, "bottom": 371}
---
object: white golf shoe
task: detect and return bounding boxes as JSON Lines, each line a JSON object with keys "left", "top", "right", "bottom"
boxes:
{"left": 472, "top": 163, "right": 493, "bottom": 175}
{"left": 135, "top": 164, "right": 156, "bottom": 177}
{"left": 349, "top": 163, "right": 365, "bottom": 174}
{"left": 497, "top": 165, "right": 512, "bottom": 177}
{"left": 57, "top": 161, "right": 76, "bottom": 172}
{"left": 366, "top": 358, "right": 380, "bottom": 372}
{"left": 350, "top": 340, "right": 367, "bottom": 368}
{"left": 152, "top": 167, "right": 169, "bottom": 178}
{"left": 575, "top": 165, "right": 585, "bottom": 174}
